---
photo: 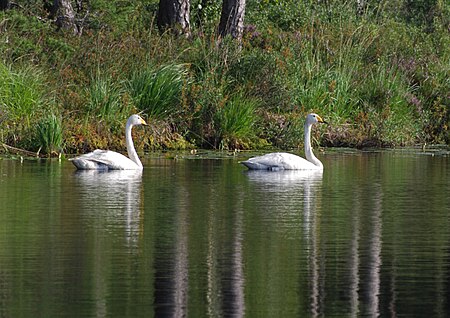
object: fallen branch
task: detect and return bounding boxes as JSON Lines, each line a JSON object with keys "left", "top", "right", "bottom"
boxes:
{"left": 1, "top": 143, "right": 40, "bottom": 157}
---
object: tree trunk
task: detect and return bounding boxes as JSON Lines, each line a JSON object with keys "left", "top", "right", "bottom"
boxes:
{"left": 157, "top": 0, "right": 191, "bottom": 37}
{"left": 218, "top": 0, "right": 246, "bottom": 42}
{"left": 0, "top": 0, "right": 10, "bottom": 10}
{"left": 54, "top": 0, "right": 78, "bottom": 35}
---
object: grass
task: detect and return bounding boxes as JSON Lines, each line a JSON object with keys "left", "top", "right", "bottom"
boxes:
{"left": 86, "top": 73, "right": 124, "bottom": 125}
{"left": 36, "top": 114, "right": 63, "bottom": 156}
{"left": 357, "top": 61, "right": 419, "bottom": 145}
{"left": 0, "top": 61, "right": 49, "bottom": 150}
{"left": 0, "top": 62, "right": 45, "bottom": 126}
{"left": 0, "top": 0, "right": 448, "bottom": 154}
{"left": 128, "top": 63, "right": 188, "bottom": 120}
{"left": 214, "top": 94, "right": 258, "bottom": 149}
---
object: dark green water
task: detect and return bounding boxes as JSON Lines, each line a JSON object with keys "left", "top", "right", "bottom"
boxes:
{"left": 1, "top": 149, "right": 449, "bottom": 317}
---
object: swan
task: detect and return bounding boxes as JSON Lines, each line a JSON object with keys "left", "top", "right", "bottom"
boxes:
{"left": 70, "top": 114, "right": 147, "bottom": 170}
{"left": 240, "top": 113, "right": 327, "bottom": 170}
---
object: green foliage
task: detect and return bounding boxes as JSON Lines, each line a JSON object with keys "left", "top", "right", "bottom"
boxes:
{"left": 356, "top": 62, "right": 419, "bottom": 145}
{"left": 256, "top": 111, "right": 306, "bottom": 149}
{"left": 248, "top": 0, "right": 308, "bottom": 30}
{"left": 45, "top": 37, "right": 76, "bottom": 56}
{"left": 214, "top": 94, "right": 258, "bottom": 149}
{"left": 0, "top": 10, "right": 50, "bottom": 61}
{"left": 36, "top": 114, "right": 63, "bottom": 156}
{"left": 227, "top": 49, "right": 283, "bottom": 109}
{"left": 86, "top": 74, "right": 124, "bottom": 124}
{"left": 0, "top": 62, "right": 45, "bottom": 125}
{"left": 358, "top": 63, "right": 405, "bottom": 111}
{"left": 191, "top": 0, "right": 222, "bottom": 30}
{"left": 0, "top": 0, "right": 449, "bottom": 152}
{"left": 183, "top": 35, "right": 245, "bottom": 147}
{"left": 128, "top": 64, "right": 188, "bottom": 120}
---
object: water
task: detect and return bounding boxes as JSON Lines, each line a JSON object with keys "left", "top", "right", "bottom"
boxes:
{"left": 0, "top": 149, "right": 449, "bottom": 317}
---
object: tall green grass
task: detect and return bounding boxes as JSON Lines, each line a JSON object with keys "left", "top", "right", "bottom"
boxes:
{"left": 358, "top": 62, "right": 419, "bottom": 145}
{"left": 214, "top": 94, "right": 257, "bottom": 149}
{"left": 0, "top": 61, "right": 50, "bottom": 150}
{"left": 36, "top": 114, "right": 63, "bottom": 156}
{"left": 86, "top": 74, "right": 124, "bottom": 124}
{"left": 128, "top": 63, "right": 188, "bottom": 120}
{"left": 0, "top": 62, "right": 45, "bottom": 126}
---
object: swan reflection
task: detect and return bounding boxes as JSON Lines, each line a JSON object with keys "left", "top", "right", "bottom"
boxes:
{"left": 245, "top": 168, "right": 324, "bottom": 316}
{"left": 74, "top": 169, "right": 143, "bottom": 244}
{"left": 244, "top": 169, "right": 323, "bottom": 228}
{"left": 244, "top": 169, "right": 323, "bottom": 192}
{"left": 72, "top": 169, "right": 143, "bottom": 316}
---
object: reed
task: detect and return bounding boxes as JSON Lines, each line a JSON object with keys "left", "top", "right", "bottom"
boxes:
{"left": 357, "top": 61, "right": 419, "bottom": 145}
{"left": 36, "top": 114, "right": 63, "bottom": 156}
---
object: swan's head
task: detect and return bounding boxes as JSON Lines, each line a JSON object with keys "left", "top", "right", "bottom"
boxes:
{"left": 128, "top": 114, "right": 148, "bottom": 126}
{"left": 307, "top": 113, "right": 327, "bottom": 125}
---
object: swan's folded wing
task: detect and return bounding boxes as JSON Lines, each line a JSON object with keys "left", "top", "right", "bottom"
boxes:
{"left": 275, "top": 153, "right": 314, "bottom": 169}
{"left": 241, "top": 153, "right": 287, "bottom": 170}
{"left": 70, "top": 150, "right": 138, "bottom": 170}
{"left": 241, "top": 152, "right": 317, "bottom": 170}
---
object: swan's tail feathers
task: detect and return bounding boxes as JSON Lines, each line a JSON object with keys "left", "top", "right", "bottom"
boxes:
{"left": 239, "top": 161, "right": 252, "bottom": 169}
{"left": 240, "top": 160, "right": 257, "bottom": 170}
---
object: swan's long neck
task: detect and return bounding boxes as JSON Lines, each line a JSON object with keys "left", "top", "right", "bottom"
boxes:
{"left": 304, "top": 122, "right": 323, "bottom": 168}
{"left": 125, "top": 121, "right": 143, "bottom": 169}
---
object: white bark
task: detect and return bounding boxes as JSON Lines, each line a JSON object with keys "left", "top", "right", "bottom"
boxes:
{"left": 54, "top": 0, "right": 78, "bottom": 35}
{"left": 218, "top": 0, "right": 246, "bottom": 42}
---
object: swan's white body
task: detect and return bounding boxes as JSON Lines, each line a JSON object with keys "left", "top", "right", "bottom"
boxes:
{"left": 241, "top": 113, "right": 326, "bottom": 171}
{"left": 70, "top": 114, "right": 147, "bottom": 170}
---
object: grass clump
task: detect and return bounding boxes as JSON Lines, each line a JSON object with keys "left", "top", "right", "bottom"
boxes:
{"left": 356, "top": 62, "right": 420, "bottom": 146}
{"left": 0, "top": 62, "right": 45, "bottom": 125}
{"left": 86, "top": 74, "right": 124, "bottom": 125}
{"left": 36, "top": 114, "right": 63, "bottom": 156}
{"left": 128, "top": 63, "right": 188, "bottom": 120}
{"left": 214, "top": 94, "right": 258, "bottom": 149}
{"left": 0, "top": 61, "right": 50, "bottom": 151}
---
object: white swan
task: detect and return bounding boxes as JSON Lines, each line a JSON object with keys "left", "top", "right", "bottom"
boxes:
{"left": 70, "top": 114, "right": 147, "bottom": 170}
{"left": 240, "top": 113, "right": 327, "bottom": 170}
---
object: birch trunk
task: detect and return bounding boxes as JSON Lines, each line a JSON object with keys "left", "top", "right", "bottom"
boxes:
{"left": 157, "top": 0, "right": 191, "bottom": 37}
{"left": 218, "top": 0, "right": 246, "bottom": 42}
{"left": 54, "top": 0, "right": 78, "bottom": 35}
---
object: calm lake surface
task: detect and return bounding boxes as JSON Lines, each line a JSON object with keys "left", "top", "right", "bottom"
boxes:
{"left": 1, "top": 149, "right": 449, "bottom": 317}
